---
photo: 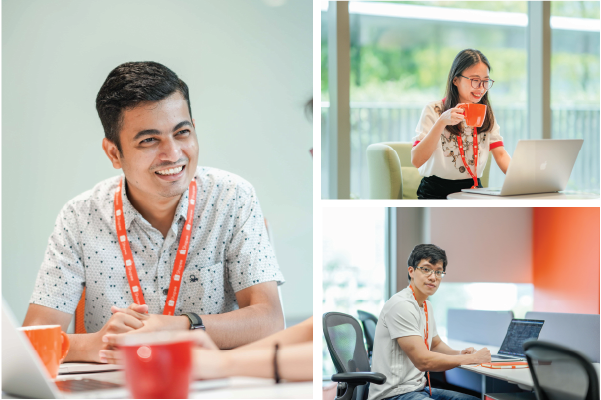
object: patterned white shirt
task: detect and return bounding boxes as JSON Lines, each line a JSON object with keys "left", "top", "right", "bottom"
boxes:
{"left": 30, "top": 166, "right": 285, "bottom": 333}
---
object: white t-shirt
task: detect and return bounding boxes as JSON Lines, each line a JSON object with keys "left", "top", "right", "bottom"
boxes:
{"left": 412, "top": 100, "right": 504, "bottom": 180}
{"left": 368, "top": 287, "right": 438, "bottom": 400}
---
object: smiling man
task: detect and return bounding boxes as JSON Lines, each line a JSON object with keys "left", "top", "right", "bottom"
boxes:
{"left": 368, "top": 244, "right": 490, "bottom": 400}
{"left": 23, "top": 61, "right": 285, "bottom": 362}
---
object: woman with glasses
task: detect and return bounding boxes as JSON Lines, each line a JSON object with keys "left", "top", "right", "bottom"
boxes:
{"left": 411, "top": 49, "right": 511, "bottom": 199}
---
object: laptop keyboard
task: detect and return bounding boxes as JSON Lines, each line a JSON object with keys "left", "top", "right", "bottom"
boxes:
{"left": 56, "top": 378, "right": 122, "bottom": 393}
{"left": 495, "top": 354, "right": 519, "bottom": 359}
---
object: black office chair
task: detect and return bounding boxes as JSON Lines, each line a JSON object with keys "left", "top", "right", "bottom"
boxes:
{"left": 357, "top": 310, "right": 378, "bottom": 360}
{"left": 523, "top": 340, "right": 599, "bottom": 400}
{"left": 323, "top": 312, "right": 386, "bottom": 400}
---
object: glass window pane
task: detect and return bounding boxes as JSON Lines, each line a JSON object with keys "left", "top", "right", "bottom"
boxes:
{"left": 551, "top": 1, "right": 600, "bottom": 193}
{"left": 322, "top": 207, "right": 386, "bottom": 376}
{"left": 322, "top": 2, "right": 330, "bottom": 198}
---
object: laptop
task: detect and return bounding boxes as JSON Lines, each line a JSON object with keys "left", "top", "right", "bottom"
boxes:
{"left": 462, "top": 139, "right": 583, "bottom": 196}
{"left": 490, "top": 319, "right": 545, "bottom": 362}
{"left": 2, "top": 300, "right": 228, "bottom": 398}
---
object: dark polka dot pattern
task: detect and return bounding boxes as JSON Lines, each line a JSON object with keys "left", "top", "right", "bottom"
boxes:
{"left": 29, "top": 167, "right": 285, "bottom": 333}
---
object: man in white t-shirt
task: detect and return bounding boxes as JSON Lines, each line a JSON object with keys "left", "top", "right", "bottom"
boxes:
{"left": 368, "top": 244, "right": 491, "bottom": 400}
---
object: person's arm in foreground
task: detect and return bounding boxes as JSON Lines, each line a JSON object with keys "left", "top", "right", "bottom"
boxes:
{"left": 397, "top": 335, "right": 490, "bottom": 372}
{"left": 103, "top": 316, "right": 313, "bottom": 381}
{"left": 190, "top": 317, "right": 312, "bottom": 381}
{"left": 412, "top": 107, "right": 465, "bottom": 168}
{"left": 491, "top": 146, "right": 511, "bottom": 174}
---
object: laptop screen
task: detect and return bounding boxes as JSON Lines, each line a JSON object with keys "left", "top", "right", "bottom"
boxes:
{"left": 498, "top": 319, "right": 545, "bottom": 356}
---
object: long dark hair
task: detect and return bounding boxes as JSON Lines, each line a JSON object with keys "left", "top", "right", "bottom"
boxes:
{"left": 442, "top": 49, "right": 495, "bottom": 137}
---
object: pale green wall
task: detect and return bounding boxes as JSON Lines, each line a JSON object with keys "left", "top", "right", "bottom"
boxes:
{"left": 2, "top": 0, "right": 313, "bottom": 324}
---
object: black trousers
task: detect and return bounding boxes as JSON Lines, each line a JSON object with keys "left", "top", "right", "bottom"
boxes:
{"left": 417, "top": 175, "right": 482, "bottom": 199}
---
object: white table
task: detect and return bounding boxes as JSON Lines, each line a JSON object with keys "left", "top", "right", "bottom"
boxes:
{"left": 3, "top": 369, "right": 312, "bottom": 399}
{"left": 447, "top": 339, "right": 600, "bottom": 399}
{"left": 447, "top": 191, "right": 599, "bottom": 200}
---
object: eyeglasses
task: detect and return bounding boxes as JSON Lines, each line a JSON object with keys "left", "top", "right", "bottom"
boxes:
{"left": 459, "top": 75, "right": 494, "bottom": 90}
{"left": 416, "top": 266, "right": 446, "bottom": 279}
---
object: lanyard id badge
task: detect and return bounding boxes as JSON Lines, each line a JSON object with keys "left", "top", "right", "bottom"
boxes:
{"left": 456, "top": 126, "right": 479, "bottom": 189}
{"left": 114, "top": 178, "right": 197, "bottom": 315}
{"left": 409, "top": 285, "right": 433, "bottom": 397}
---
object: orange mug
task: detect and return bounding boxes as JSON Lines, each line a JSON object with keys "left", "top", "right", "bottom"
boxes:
{"left": 457, "top": 103, "right": 487, "bottom": 127}
{"left": 18, "top": 325, "right": 69, "bottom": 379}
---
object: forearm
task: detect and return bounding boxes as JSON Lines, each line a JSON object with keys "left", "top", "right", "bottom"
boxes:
{"left": 63, "top": 333, "right": 96, "bottom": 362}
{"left": 430, "top": 340, "right": 460, "bottom": 356}
{"left": 238, "top": 317, "right": 312, "bottom": 351}
{"left": 492, "top": 147, "right": 511, "bottom": 174}
{"left": 418, "top": 351, "right": 476, "bottom": 372}
{"left": 195, "top": 342, "right": 312, "bottom": 381}
{"left": 411, "top": 119, "right": 446, "bottom": 168}
{"left": 202, "top": 302, "right": 284, "bottom": 349}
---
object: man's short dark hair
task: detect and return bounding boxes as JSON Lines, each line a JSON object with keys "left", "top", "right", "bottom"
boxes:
{"left": 407, "top": 244, "right": 447, "bottom": 282}
{"left": 96, "top": 61, "right": 192, "bottom": 153}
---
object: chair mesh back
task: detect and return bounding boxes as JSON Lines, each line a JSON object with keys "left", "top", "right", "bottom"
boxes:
{"left": 525, "top": 342, "right": 598, "bottom": 400}
{"left": 363, "top": 320, "right": 376, "bottom": 349}
{"left": 324, "top": 312, "right": 371, "bottom": 373}
{"left": 357, "top": 310, "right": 378, "bottom": 353}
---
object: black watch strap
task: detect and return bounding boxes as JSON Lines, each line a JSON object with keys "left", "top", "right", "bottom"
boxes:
{"left": 182, "top": 312, "right": 205, "bottom": 330}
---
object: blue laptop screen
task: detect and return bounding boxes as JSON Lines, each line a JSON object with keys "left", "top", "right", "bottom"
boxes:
{"left": 498, "top": 319, "right": 545, "bottom": 356}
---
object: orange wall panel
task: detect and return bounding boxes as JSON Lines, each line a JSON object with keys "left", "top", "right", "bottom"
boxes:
{"left": 533, "top": 208, "right": 600, "bottom": 314}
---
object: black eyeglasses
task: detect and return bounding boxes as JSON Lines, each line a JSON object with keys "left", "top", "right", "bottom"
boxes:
{"left": 459, "top": 75, "right": 494, "bottom": 90}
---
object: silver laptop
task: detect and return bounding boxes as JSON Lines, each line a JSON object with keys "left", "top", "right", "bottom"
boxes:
{"left": 462, "top": 139, "right": 583, "bottom": 196}
{"left": 1, "top": 300, "right": 126, "bottom": 398}
{"left": 490, "top": 319, "right": 545, "bottom": 362}
{"left": 2, "top": 300, "right": 228, "bottom": 398}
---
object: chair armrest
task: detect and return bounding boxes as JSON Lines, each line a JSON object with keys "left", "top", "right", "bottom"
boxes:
{"left": 331, "top": 372, "right": 387, "bottom": 385}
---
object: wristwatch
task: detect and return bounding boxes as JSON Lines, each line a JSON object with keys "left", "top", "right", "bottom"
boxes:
{"left": 181, "top": 312, "right": 205, "bottom": 330}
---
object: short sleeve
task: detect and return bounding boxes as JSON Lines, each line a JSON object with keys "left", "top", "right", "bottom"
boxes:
{"left": 384, "top": 299, "right": 422, "bottom": 340}
{"left": 226, "top": 182, "right": 285, "bottom": 293}
{"left": 29, "top": 203, "right": 85, "bottom": 314}
{"left": 412, "top": 103, "right": 439, "bottom": 146}
{"left": 489, "top": 118, "right": 504, "bottom": 150}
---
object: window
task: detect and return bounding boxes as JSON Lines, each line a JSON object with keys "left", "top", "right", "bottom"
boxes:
{"left": 429, "top": 283, "right": 534, "bottom": 341}
{"left": 550, "top": 1, "right": 600, "bottom": 192}
{"left": 323, "top": 207, "right": 386, "bottom": 377}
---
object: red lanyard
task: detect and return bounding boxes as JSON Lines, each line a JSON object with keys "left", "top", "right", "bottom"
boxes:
{"left": 456, "top": 126, "right": 479, "bottom": 188}
{"left": 114, "top": 178, "right": 197, "bottom": 316}
{"left": 409, "top": 285, "right": 432, "bottom": 397}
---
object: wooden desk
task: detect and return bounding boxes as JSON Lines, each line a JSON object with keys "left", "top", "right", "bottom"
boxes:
{"left": 447, "top": 191, "right": 599, "bottom": 200}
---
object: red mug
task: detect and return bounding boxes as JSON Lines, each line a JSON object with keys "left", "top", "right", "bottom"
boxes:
{"left": 457, "top": 103, "right": 487, "bottom": 127}
{"left": 18, "top": 325, "right": 70, "bottom": 379}
{"left": 120, "top": 332, "right": 193, "bottom": 399}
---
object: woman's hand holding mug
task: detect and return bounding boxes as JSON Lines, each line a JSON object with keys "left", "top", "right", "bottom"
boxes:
{"left": 439, "top": 106, "right": 465, "bottom": 126}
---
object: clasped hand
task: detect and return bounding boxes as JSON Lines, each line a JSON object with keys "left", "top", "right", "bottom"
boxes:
{"left": 94, "top": 303, "right": 182, "bottom": 363}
